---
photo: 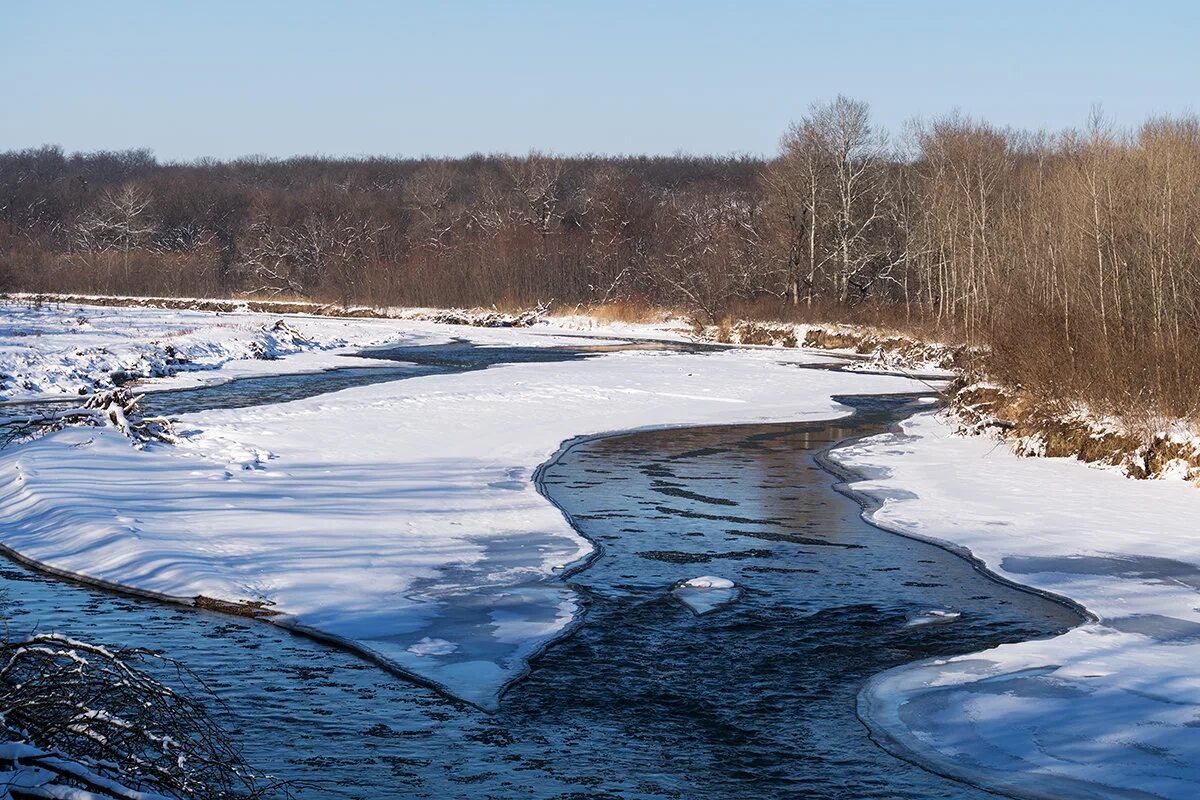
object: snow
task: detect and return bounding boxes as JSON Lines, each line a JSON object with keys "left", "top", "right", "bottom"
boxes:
{"left": 0, "top": 299, "right": 648, "bottom": 403}
{"left": 680, "top": 575, "right": 735, "bottom": 589}
{"left": 12, "top": 300, "right": 1198, "bottom": 794}
{"left": 543, "top": 311, "right": 697, "bottom": 342}
{"left": 0, "top": 302, "right": 922, "bottom": 709}
{"left": 0, "top": 741, "right": 170, "bottom": 800}
{"left": 0, "top": 299, "right": 443, "bottom": 402}
{"left": 832, "top": 411, "right": 1200, "bottom": 800}
{"left": 406, "top": 637, "right": 458, "bottom": 657}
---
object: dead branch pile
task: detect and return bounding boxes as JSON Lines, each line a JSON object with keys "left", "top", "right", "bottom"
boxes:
{"left": 262, "top": 319, "right": 311, "bottom": 345}
{"left": 409, "top": 301, "right": 550, "bottom": 328}
{"left": 246, "top": 319, "right": 313, "bottom": 359}
{"left": 0, "top": 633, "right": 266, "bottom": 799}
{"left": 0, "top": 389, "right": 177, "bottom": 449}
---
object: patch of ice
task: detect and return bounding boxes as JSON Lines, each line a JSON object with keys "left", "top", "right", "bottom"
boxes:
{"left": 904, "top": 609, "right": 962, "bottom": 628}
{"left": 681, "top": 575, "right": 735, "bottom": 589}
{"left": 673, "top": 576, "right": 740, "bottom": 615}
{"left": 834, "top": 410, "right": 1200, "bottom": 799}
{"left": 406, "top": 637, "right": 458, "bottom": 656}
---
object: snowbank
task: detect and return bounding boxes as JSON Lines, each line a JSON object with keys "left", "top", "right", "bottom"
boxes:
{"left": 0, "top": 299, "right": 447, "bottom": 402}
{"left": 832, "top": 411, "right": 1200, "bottom": 800}
{"left": 0, "top": 310, "right": 924, "bottom": 708}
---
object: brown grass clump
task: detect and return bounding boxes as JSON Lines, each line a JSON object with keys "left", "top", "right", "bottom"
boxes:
{"left": 730, "top": 321, "right": 798, "bottom": 347}
{"left": 570, "top": 301, "right": 672, "bottom": 325}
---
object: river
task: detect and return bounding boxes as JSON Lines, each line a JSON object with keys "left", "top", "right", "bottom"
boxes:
{"left": 0, "top": 340, "right": 1082, "bottom": 798}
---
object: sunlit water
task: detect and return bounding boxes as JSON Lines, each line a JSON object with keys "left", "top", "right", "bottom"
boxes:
{"left": 0, "top": 344, "right": 1082, "bottom": 798}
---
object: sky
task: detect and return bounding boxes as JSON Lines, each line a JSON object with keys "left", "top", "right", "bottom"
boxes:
{"left": 4, "top": 1, "right": 1198, "bottom": 162}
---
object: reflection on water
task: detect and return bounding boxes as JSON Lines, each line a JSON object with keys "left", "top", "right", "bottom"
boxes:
{"left": 0, "top": 370, "right": 1082, "bottom": 797}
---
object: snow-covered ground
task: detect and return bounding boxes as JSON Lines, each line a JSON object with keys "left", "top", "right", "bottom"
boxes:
{"left": 0, "top": 299, "right": 452, "bottom": 402}
{"left": 834, "top": 412, "right": 1200, "bottom": 800}
{"left": 5, "top": 299, "right": 1200, "bottom": 798}
{"left": 0, "top": 300, "right": 922, "bottom": 708}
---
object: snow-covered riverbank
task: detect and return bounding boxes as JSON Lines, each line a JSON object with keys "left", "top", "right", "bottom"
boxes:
{"left": 0, "top": 301, "right": 926, "bottom": 707}
{"left": 0, "top": 299, "right": 451, "bottom": 402}
{"left": 4, "top": 300, "right": 1199, "bottom": 797}
{"left": 834, "top": 412, "right": 1200, "bottom": 800}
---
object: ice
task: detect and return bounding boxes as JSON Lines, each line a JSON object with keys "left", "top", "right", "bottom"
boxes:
{"left": 904, "top": 609, "right": 961, "bottom": 628}
{"left": 680, "top": 575, "right": 736, "bottom": 589}
{"left": 406, "top": 637, "right": 458, "bottom": 656}
{"left": 673, "top": 576, "right": 740, "bottom": 615}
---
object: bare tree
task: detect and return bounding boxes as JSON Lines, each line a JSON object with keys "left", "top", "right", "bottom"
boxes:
{"left": 73, "top": 184, "right": 158, "bottom": 279}
{"left": 577, "top": 165, "right": 648, "bottom": 303}
{"left": 405, "top": 162, "right": 458, "bottom": 251}
{"left": 763, "top": 97, "right": 899, "bottom": 306}
{"left": 652, "top": 188, "right": 765, "bottom": 321}
{"left": 810, "top": 96, "right": 897, "bottom": 302}
{"left": 501, "top": 153, "right": 566, "bottom": 238}
{"left": 762, "top": 121, "right": 830, "bottom": 305}
{"left": 238, "top": 212, "right": 387, "bottom": 301}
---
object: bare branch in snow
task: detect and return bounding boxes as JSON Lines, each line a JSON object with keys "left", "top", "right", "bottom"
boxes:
{"left": 0, "top": 633, "right": 287, "bottom": 799}
{"left": 0, "top": 389, "right": 177, "bottom": 449}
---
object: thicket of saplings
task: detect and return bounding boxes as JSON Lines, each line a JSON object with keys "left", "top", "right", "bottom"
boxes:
{"left": 4, "top": 98, "right": 1200, "bottom": 426}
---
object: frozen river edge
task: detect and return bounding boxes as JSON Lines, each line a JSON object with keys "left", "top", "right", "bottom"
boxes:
{"left": 832, "top": 413, "right": 1200, "bottom": 800}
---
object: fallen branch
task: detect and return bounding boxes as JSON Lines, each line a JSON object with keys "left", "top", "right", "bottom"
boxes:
{"left": 1, "top": 389, "right": 177, "bottom": 449}
{"left": 0, "top": 634, "right": 268, "bottom": 799}
{"left": 409, "top": 301, "right": 550, "bottom": 328}
{"left": 261, "top": 319, "right": 311, "bottom": 346}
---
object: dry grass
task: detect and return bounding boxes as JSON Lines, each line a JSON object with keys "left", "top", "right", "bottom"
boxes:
{"left": 986, "top": 310, "right": 1200, "bottom": 431}
{"left": 560, "top": 301, "right": 676, "bottom": 324}
{"left": 711, "top": 298, "right": 964, "bottom": 345}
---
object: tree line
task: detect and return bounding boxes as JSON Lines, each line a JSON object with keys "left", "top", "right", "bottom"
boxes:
{"left": 4, "top": 98, "right": 1200, "bottom": 418}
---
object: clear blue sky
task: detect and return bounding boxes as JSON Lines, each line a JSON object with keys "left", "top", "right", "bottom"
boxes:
{"left": 4, "top": 1, "right": 1197, "bottom": 161}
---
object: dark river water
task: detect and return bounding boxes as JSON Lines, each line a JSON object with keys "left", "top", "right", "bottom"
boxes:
{"left": 0, "top": 342, "right": 1083, "bottom": 798}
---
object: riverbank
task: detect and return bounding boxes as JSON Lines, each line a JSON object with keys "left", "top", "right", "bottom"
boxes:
{"left": 2, "top": 296, "right": 1198, "bottom": 797}
{"left": 0, "top": 304, "right": 928, "bottom": 708}
{"left": 0, "top": 294, "right": 454, "bottom": 402}
{"left": 833, "top": 412, "right": 1200, "bottom": 799}
{"left": 19, "top": 290, "right": 1175, "bottom": 486}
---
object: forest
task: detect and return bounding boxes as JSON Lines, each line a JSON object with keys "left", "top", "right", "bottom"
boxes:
{"left": 3, "top": 97, "right": 1199, "bottom": 422}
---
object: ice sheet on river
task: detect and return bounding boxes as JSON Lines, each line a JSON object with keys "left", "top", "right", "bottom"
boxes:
{"left": 0, "top": 326, "right": 920, "bottom": 708}
{"left": 834, "top": 411, "right": 1200, "bottom": 800}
